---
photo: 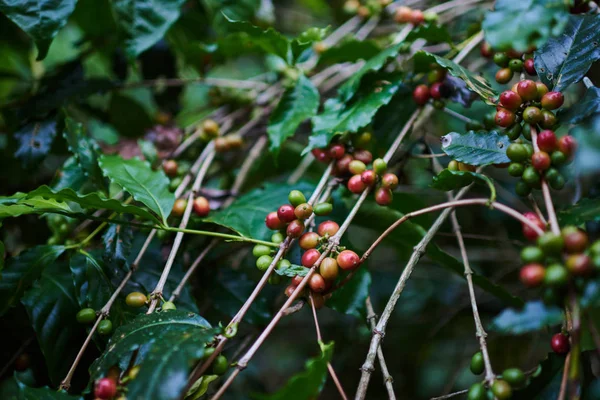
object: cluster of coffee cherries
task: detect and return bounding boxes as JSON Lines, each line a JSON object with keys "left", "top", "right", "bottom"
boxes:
{"left": 466, "top": 351, "right": 534, "bottom": 400}
{"left": 196, "top": 118, "right": 244, "bottom": 153}
{"left": 480, "top": 42, "right": 537, "bottom": 84}
{"left": 506, "top": 130, "right": 577, "bottom": 195}
{"left": 75, "top": 308, "right": 112, "bottom": 336}
{"left": 171, "top": 195, "right": 211, "bottom": 218}
{"left": 394, "top": 6, "right": 435, "bottom": 25}
{"left": 412, "top": 67, "right": 449, "bottom": 109}
{"left": 124, "top": 291, "right": 177, "bottom": 311}
{"left": 343, "top": 0, "right": 392, "bottom": 18}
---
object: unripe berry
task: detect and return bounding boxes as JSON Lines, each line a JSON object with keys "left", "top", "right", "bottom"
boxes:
{"left": 163, "top": 160, "right": 178, "bottom": 177}
{"left": 202, "top": 119, "right": 220, "bottom": 137}
{"left": 413, "top": 84, "right": 430, "bottom": 105}
{"left": 126, "top": 292, "right": 147, "bottom": 308}
{"left": 214, "top": 137, "right": 230, "bottom": 152}
{"left": 495, "top": 107, "right": 516, "bottom": 127}
{"left": 253, "top": 244, "right": 272, "bottom": 257}
{"left": 491, "top": 380, "right": 512, "bottom": 400}
{"left": 309, "top": 274, "right": 327, "bottom": 292}
{"left": 314, "top": 202, "right": 333, "bottom": 216}
{"left": 294, "top": 203, "right": 313, "bottom": 220}
{"left": 212, "top": 355, "right": 228, "bottom": 375}
{"left": 375, "top": 187, "right": 393, "bottom": 206}
{"left": 76, "top": 308, "right": 96, "bottom": 324}
{"left": 373, "top": 158, "right": 387, "bottom": 175}
{"left": 353, "top": 132, "right": 372, "bottom": 148}
{"left": 470, "top": 352, "right": 484, "bottom": 375}
{"left": 532, "top": 151, "right": 551, "bottom": 171}
{"left": 551, "top": 333, "right": 570, "bottom": 354}
{"left": 265, "top": 211, "right": 284, "bottom": 230}
{"left": 447, "top": 160, "right": 459, "bottom": 171}
{"left": 557, "top": 135, "right": 577, "bottom": 159}
{"left": 536, "top": 82, "right": 549, "bottom": 98}
{"left": 329, "top": 144, "right": 346, "bottom": 159}
{"left": 508, "top": 162, "right": 524, "bottom": 177}
{"left": 517, "top": 79, "right": 538, "bottom": 101}
{"left": 515, "top": 180, "right": 532, "bottom": 196}
{"left": 311, "top": 148, "right": 330, "bottom": 163}
{"left": 540, "top": 109, "right": 557, "bottom": 129}
{"left": 353, "top": 149, "right": 373, "bottom": 164}
{"left": 98, "top": 320, "right": 113, "bottom": 335}
{"left": 95, "top": 378, "right": 118, "bottom": 399}
{"left": 171, "top": 199, "right": 187, "bottom": 217}
{"left": 562, "top": 226, "right": 588, "bottom": 253}
{"left": 320, "top": 257, "right": 339, "bottom": 280}
{"left": 288, "top": 190, "right": 306, "bottom": 207}
{"left": 467, "top": 383, "right": 486, "bottom": 400}
{"left": 520, "top": 263, "right": 545, "bottom": 287}
{"left": 337, "top": 250, "right": 360, "bottom": 270}
{"left": 495, "top": 68, "right": 513, "bottom": 84}
{"left": 566, "top": 253, "right": 592, "bottom": 276}
{"left": 287, "top": 219, "right": 305, "bottom": 238}
{"left": 499, "top": 90, "right": 522, "bottom": 111}
{"left": 256, "top": 255, "right": 273, "bottom": 271}
{"left": 509, "top": 59, "right": 523, "bottom": 72}
{"left": 348, "top": 174, "right": 366, "bottom": 194}
{"left": 349, "top": 160, "right": 367, "bottom": 175}
{"left": 521, "top": 246, "right": 544, "bottom": 263}
{"left": 277, "top": 204, "right": 296, "bottom": 223}
{"left": 506, "top": 143, "right": 529, "bottom": 162}
{"left": 522, "top": 212, "right": 545, "bottom": 241}
{"left": 381, "top": 173, "right": 399, "bottom": 189}
{"left": 458, "top": 162, "right": 476, "bottom": 172}
{"left": 522, "top": 106, "right": 542, "bottom": 124}
{"left": 430, "top": 82, "right": 443, "bottom": 99}
{"left": 537, "top": 130, "right": 557, "bottom": 152}
{"left": 276, "top": 259, "right": 291, "bottom": 272}
{"left": 361, "top": 170, "right": 376, "bottom": 186}
{"left": 541, "top": 91, "right": 564, "bottom": 110}
{"left": 318, "top": 220, "right": 340, "bottom": 237}
{"left": 493, "top": 53, "right": 509, "bottom": 67}
{"left": 193, "top": 196, "right": 210, "bottom": 217}
{"left": 524, "top": 58, "right": 536, "bottom": 75}
{"left": 537, "top": 232, "right": 564, "bottom": 254}
{"left": 544, "top": 263, "right": 569, "bottom": 287}
{"left": 302, "top": 249, "right": 321, "bottom": 268}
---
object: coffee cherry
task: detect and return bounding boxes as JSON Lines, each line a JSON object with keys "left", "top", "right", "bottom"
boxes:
{"left": 276, "top": 259, "right": 291, "bottom": 272}
{"left": 287, "top": 220, "right": 305, "bottom": 238}
{"left": 495, "top": 68, "right": 513, "bottom": 84}
{"left": 522, "top": 212, "right": 545, "bottom": 241}
{"left": 348, "top": 174, "right": 366, "bottom": 194}
{"left": 336, "top": 154, "right": 353, "bottom": 174}
{"left": 428, "top": 69, "right": 446, "bottom": 84}
{"left": 357, "top": 5, "right": 370, "bottom": 18}
{"left": 285, "top": 284, "right": 297, "bottom": 297}
{"left": 256, "top": 255, "right": 273, "bottom": 271}
{"left": 289, "top": 190, "right": 307, "bottom": 207}
{"left": 294, "top": 203, "right": 313, "bottom": 220}
{"left": 467, "top": 383, "right": 486, "bottom": 400}
{"left": 537, "top": 130, "right": 557, "bottom": 152}
{"left": 562, "top": 226, "right": 588, "bottom": 253}
{"left": 492, "top": 380, "right": 512, "bottom": 400}
{"left": 521, "top": 246, "right": 544, "bottom": 263}
{"left": 517, "top": 79, "right": 538, "bottom": 101}
{"left": 515, "top": 180, "right": 532, "bottom": 197}
{"left": 318, "top": 220, "right": 340, "bottom": 237}
{"left": 541, "top": 91, "right": 564, "bottom": 110}
{"left": 484, "top": 111, "right": 497, "bottom": 129}
{"left": 551, "top": 333, "right": 570, "bottom": 354}
{"left": 162, "top": 301, "right": 177, "bottom": 310}
{"left": 314, "top": 202, "right": 333, "bottom": 216}
{"left": 163, "top": 160, "right": 178, "bottom": 177}
{"left": 413, "top": 84, "right": 430, "bottom": 105}
{"left": 361, "top": 170, "right": 376, "bottom": 186}
{"left": 309, "top": 274, "right": 327, "bottom": 292}
{"left": 349, "top": 160, "right": 367, "bottom": 175}
{"left": 302, "top": 249, "right": 321, "bottom": 268}
{"left": 429, "top": 82, "right": 443, "bottom": 100}
{"left": 171, "top": 199, "right": 187, "bottom": 217}
{"left": 458, "top": 162, "right": 476, "bottom": 172}
{"left": 375, "top": 187, "right": 393, "bottom": 206}
{"left": 277, "top": 204, "right": 296, "bottom": 223}
{"left": 506, "top": 143, "right": 528, "bottom": 162}
{"left": 544, "top": 263, "right": 569, "bottom": 286}
{"left": 470, "top": 352, "right": 484, "bottom": 375}
{"left": 522, "top": 166, "right": 541, "bottom": 186}
{"left": 506, "top": 123, "right": 522, "bottom": 140}
{"left": 495, "top": 107, "right": 516, "bottom": 127}
{"left": 373, "top": 158, "right": 387, "bottom": 175}
{"left": 592, "top": 240, "right": 600, "bottom": 256}
{"left": 509, "top": 59, "right": 523, "bottom": 72}
{"left": 329, "top": 144, "right": 346, "bottom": 160}
{"left": 298, "top": 233, "right": 319, "bottom": 250}
{"left": 291, "top": 275, "right": 304, "bottom": 286}
{"left": 254, "top": 244, "right": 272, "bottom": 258}
{"left": 126, "top": 292, "right": 147, "bottom": 308}
{"left": 494, "top": 53, "right": 509, "bottom": 67}
{"left": 557, "top": 135, "right": 577, "bottom": 159}
{"left": 540, "top": 110, "right": 557, "bottom": 129}
{"left": 337, "top": 250, "right": 360, "bottom": 270}
{"left": 202, "top": 119, "right": 219, "bottom": 137}
{"left": 508, "top": 163, "right": 524, "bottom": 177}
{"left": 499, "top": 90, "right": 522, "bottom": 111}
{"left": 550, "top": 151, "right": 566, "bottom": 166}
{"left": 536, "top": 82, "right": 549, "bottom": 98}
{"left": 312, "top": 148, "right": 331, "bottom": 163}
{"left": 523, "top": 106, "right": 542, "bottom": 124}
{"left": 537, "top": 232, "right": 564, "bottom": 254}
{"left": 410, "top": 9, "right": 425, "bottom": 25}
{"left": 311, "top": 292, "right": 326, "bottom": 309}
{"left": 394, "top": 6, "right": 412, "bottom": 23}
{"left": 353, "top": 149, "right": 373, "bottom": 164}
{"left": 566, "top": 254, "right": 592, "bottom": 276}
{"left": 213, "top": 355, "right": 228, "bottom": 375}
{"left": 320, "top": 257, "right": 339, "bottom": 280}
{"left": 95, "top": 377, "right": 118, "bottom": 399}
{"left": 532, "top": 151, "right": 551, "bottom": 171}
{"left": 466, "top": 120, "right": 485, "bottom": 131}
{"left": 448, "top": 160, "right": 459, "bottom": 171}
{"left": 226, "top": 134, "right": 244, "bottom": 148}
{"left": 381, "top": 173, "right": 399, "bottom": 189}
{"left": 502, "top": 368, "right": 525, "bottom": 387}
{"left": 193, "top": 196, "right": 210, "bottom": 217}
{"left": 524, "top": 58, "right": 536, "bottom": 75}
{"left": 98, "top": 320, "right": 113, "bottom": 335}
{"left": 520, "top": 263, "right": 545, "bottom": 287}
{"left": 76, "top": 308, "right": 96, "bottom": 324}
{"left": 265, "top": 211, "right": 284, "bottom": 230}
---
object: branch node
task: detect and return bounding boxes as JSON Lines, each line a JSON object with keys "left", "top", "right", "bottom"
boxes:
{"left": 373, "top": 328, "right": 385, "bottom": 338}
{"left": 360, "top": 365, "right": 375, "bottom": 373}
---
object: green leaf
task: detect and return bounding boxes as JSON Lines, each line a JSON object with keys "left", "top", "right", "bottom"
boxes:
{"left": 267, "top": 75, "right": 319, "bottom": 157}
{"left": 558, "top": 197, "right": 600, "bottom": 226}
{"left": 14, "top": 119, "right": 58, "bottom": 168}
{"left": 275, "top": 264, "right": 309, "bottom": 278}
{"left": 254, "top": 341, "right": 334, "bottom": 400}
{"left": 16, "top": 380, "right": 82, "bottom": 400}
{"left": 306, "top": 79, "right": 403, "bottom": 153}
{"left": 21, "top": 262, "right": 84, "bottom": 385}
{"left": 512, "top": 353, "right": 564, "bottom": 400}
{"left": 291, "top": 26, "right": 329, "bottom": 61}
{"left": 482, "top": 0, "right": 569, "bottom": 52}
{"left": 431, "top": 169, "right": 496, "bottom": 202}
{"left": 413, "top": 52, "right": 497, "bottom": 104}
{"left": 440, "top": 131, "right": 511, "bottom": 165}
{"left": 488, "top": 301, "right": 563, "bottom": 334}
{"left": 205, "top": 182, "right": 314, "bottom": 239}
{"left": 405, "top": 23, "right": 452, "bottom": 44}
{"left": 53, "top": 157, "right": 87, "bottom": 192}
{"left": 568, "top": 115, "right": 600, "bottom": 176}
{"left": 111, "top": 0, "right": 186, "bottom": 58}
{"left": 222, "top": 15, "right": 290, "bottom": 62}
{"left": 559, "top": 86, "right": 600, "bottom": 125}
{"left": 98, "top": 155, "right": 175, "bottom": 225}
{"left": 329, "top": 268, "right": 371, "bottom": 319}
{"left": 0, "top": 0, "right": 78, "bottom": 60}
{"left": 317, "top": 39, "right": 382, "bottom": 66}
{"left": 184, "top": 375, "right": 219, "bottom": 400}
{"left": 90, "top": 311, "right": 218, "bottom": 400}
{"left": 0, "top": 245, "right": 66, "bottom": 316}
{"left": 63, "top": 118, "right": 105, "bottom": 189}
{"left": 103, "top": 224, "right": 133, "bottom": 272}
{"left": 534, "top": 14, "right": 600, "bottom": 92}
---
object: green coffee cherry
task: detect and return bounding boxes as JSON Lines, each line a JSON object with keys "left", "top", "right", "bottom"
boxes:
{"left": 515, "top": 180, "right": 532, "bottom": 197}
{"left": 271, "top": 232, "right": 284, "bottom": 244}
{"left": 502, "top": 368, "right": 525, "bottom": 387}
{"left": 288, "top": 190, "right": 306, "bottom": 207}
{"left": 521, "top": 246, "right": 544, "bottom": 263}
{"left": 506, "top": 144, "right": 529, "bottom": 162}
{"left": 470, "top": 352, "right": 485, "bottom": 375}
{"left": 212, "top": 355, "right": 228, "bottom": 375}
{"left": 76, "top": 308, "right": 96, "bottom": 324}
{"left": 256, "top": 255, "right": 273, "bottom": 271}
{"left": 277, "top": 259, "right": 291, "bottom": 270}
{"left": 491, "top": 380, "right": 512, "bottom": 400}
{"left": 162, "top": 301, "right": 177, "bottom": 311}
{"left": 544, "top": 264, "right": 568, "bottom": 286}
{"left": 252, "top": 244, "right": 272, "bottom": 257}
{"left": 508, "top": 163, "right": 524, "bottom": 177}
{"left": 98, "top": 320, "right": 113, "bottom": 335}
{"left": 537, "top": 232, "right": 564, "bottom": 255}
{"left": 467, "top": 383, "right": 486, "bottom": 400}
{"left": 506, "top": 124, "right": 522, "bottom": 140}
{"left": 314, "top": 203, "right": 333, "bottom": 216}
{"left": 522, "top": 166, "right": 541, "bottom": 187}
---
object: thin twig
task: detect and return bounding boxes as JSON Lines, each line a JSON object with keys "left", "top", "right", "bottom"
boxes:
{"left": 365, "top": 297, "right": 396, "bottom": 400}
{"left": 557, "top": 352, "right": 571, "bottom": 400}
{"left": 530, "top": 127, "right": 560, "bottom": 235}
{"left": 528, "top": 194, "right": 548, "bottom": 226}
{"left": 430, "top": 389, "right": 469, "bottom": 400}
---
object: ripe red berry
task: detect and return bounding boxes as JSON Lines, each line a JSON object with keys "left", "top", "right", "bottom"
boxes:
{"left": 302, "top": 249, "right": 321, "bottom": 268}
{"left": 353, "top": 149, "right": 373, "bottom": 164}
{"left": 413, "top": 84, "right": 430, "bottom": 105}
{"left": 495, "top": 107, "right": 516, "bottom": 128}
{"left": 524, "top": 58, "right": 536, "bottom": 75}
{"left": 495, "top": 68, "right": 513, "bottom": 84}
{"left": 328, "top": 144, "right": 346, "bottom": 159}
{"left": 286, "top": 219, "right": 305, "bottom": 238}
{"left": 193, "top": 196, "right": 210, "bottom": 217}
{"left": 375, "top": 187, "right": 393, "bottom": 206}
{"left": 361, "top": 170, "right": 376, "bottom": 186}
{"left": 318, "top": 220, "right": 340, "bottom": 237}
{"left": 537, "top": 130, "right": 557, "bottom": 152}
{"left": 430, "top": 82, "right": 443, "bottom": 100}
{"left": 381, "top": 173, "right": 399, "bottom": 189}
{"left": 480, "top": 42, "right": 493, "bottom": 58}
{"left": 299, "top": 232, "right": 320, "bottom": 250}
{"left": 163, "top": 160, "right": 179, "bottom": 177}
{"left": 519, "top": 263, "right": 546, "bottom": 287}
{"left": 291, "top": 275, "right": 304, "bottom": 286}
{"left": 311, "top": 148, "right": 330, "bottom": 163}
{"left": 336, "top": 154, "right": 353, "bottom": 175}
{"left": 551, "top": 333, "right": 570, "bottom": 354}
{"left": 531, "top": 151, "right": 551, "bottom": 171}
{"left": 562, "top": 227, "right": 588, "bottom": 254}
{"left": 285, "top": 284, "right": 297, "bottom": 297}
{"left": 265, "top": 211, "right": 284, "bottom": 230}
{"left": 557, "top": 135, "right": 577, "bottom": 159}
{"left": 337, "top": 250, "right": 360, "bottom": 270}
{"left": 394, "top": 6, "right": 412, "bottom": 23}
{"left": 517, "top": 80, "right": 539, "bottom": 101}
{"left": 309, "top": 273, "right": 327, "bottom": 292}
{"left": 348, "top": 174, "right": 366, "bottom": 194}
{"left": 522, "top": 212, "right": 545, "bottom": 241}
{"left": 277, "top": 204, "right": 296, "bottom": 223}
{"left": 94, "top": 378, "right": 117, "bottom": 399}
{"left": 499, "top": 90, "right": 522, "bottom": 111}
{"left": 566, "top": 253, "right": 592, "bottom": 276}
{"left": 409, "top": 9, "right": 424, "bottom": 25}
{"left": 541, "top": 91, "right": 564, "bottom": 110}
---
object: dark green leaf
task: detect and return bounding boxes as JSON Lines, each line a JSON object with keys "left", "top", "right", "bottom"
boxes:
{"left": 0, "top": 245, "right": 65, "bottom": 316}
{"left": 90, "top": 311, "right": 218, "bottom": 400}
{"left": 482, "top": 0, "right": 569, "bottom": 52}
{"left": 440, "top": 131, "right": 511, "bottom": 165}
{"left": 512, "top": 353, "right": 564, "bottom": 399}
{"left": 568, "top": 115, "right": 600, "bottom": 175}
{"left": 488, "top": 301, "right": 563, "bottom": 334}
{"left": 559, "top": 86, "right": 600, "bottom": 124}
{"left": 534, "top": 15, "right": 600, "bottom": 92}
{"left": 16, "top": 379, "right": 82, "bottom": 400}
{"left": 372, "top": 84, "right": 418, "bottom": 144}
{"left": 53, "top": 157, "right": 87, "bottom": 192}
{"left": 413, "top": 52, "right": 497, "bottom": 104}
{"left": 111, "top": 0, "right": 186, "bottom": 58}
{"left": 431, "top": 169, "right": 496, "bottom": 201}
{"left": 329, "top": 268, "right": 371, "bottom": 319}
{"left": 205, "top": 182, "right": 314, "bottom": 239}
{"left": 558, "top": 197, "right": 600, "bottom": 226}
{"left": 63, "top": 118, "right": 105, "bottom": 189}
{"left": 268, "top": 75, "right": 319, "bottom": 157}
{"left": 405, "top": 23, "right": 452, "bottom": 44}
{"left": 14, "top": 119, "right": 58, "bottom": 168}
{"left": 222, "top": 15, "right": 290, "bottom": 62}
{"left": 291, "top": 26, "right": 329, "bottom": 61}
{"left": 254, "top": 341, "right": 334, "bottom": 400}
{"left": 0, "top": 0, "right": 78, "bottom": 59}
{"left": 98, "top": 155, "right": 175, "bottom": 225}
{"left": 317, "top": 39, "right": 381, "bottom": 66}
{"left": 103, "top": 224, "right": 133, "bottom": 272}
{"left": 21, "top": 262, "right": 84, "bottom": 385}
{"left": 275, "top": 264, "right": 309, "bottom": 278}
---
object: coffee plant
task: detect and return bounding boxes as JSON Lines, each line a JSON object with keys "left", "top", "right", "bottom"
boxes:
{"left": 2, "top": 0, "right": 600, "bottom": 399}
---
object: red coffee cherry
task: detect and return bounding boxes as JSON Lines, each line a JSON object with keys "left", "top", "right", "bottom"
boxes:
{"left": 94, "top": 378, "right": 118, "bottom": 399}
{"left": 375, "top": 187, "right": 393, "bottom": 206}
{"left": 328, "top": 144, "right": 346, "bottom": 159}
{"left": 311, "top": 148, "right": 330, "bottom": 163}
{"left": 430, "top": 82, "right": 443, "bottom": 100}
{"left": 193, "top": 196, "right": 210, "bottom": 217}
{"left": 519, "top": 263, "right": 546, "bottom": 287}
{"left": 286, "top": 219, "right": 305, "bottom": 238}
{"left": 531, "top": 151, "right": 551, "bottom": 171}
{"left": 394, "top": 6, "right": 412, "bottom": 23}
{"left": 285, "top": 284, "right": 297, "bottom": 297}
{"left": 480, "top": 42, "right": 493, "bottom": 58}
{"left": 265, "top": 211, "right": 284, "bottom": 230}
{"left": 522, "top": 212, "right": 545, "bottom": 241}
{"left": 299, "top": 232, "right": 320, "bottom": 250}
{"left": 413, "top": 84, "right": 430, "bottom": 105}
{"left": 499, "top": 90, "right": 522, "bottom": 111}
{"left": 495, "top": 68, "right": 513, "bottom": 84}
{"left": 291, "top": 275, "right": 304, "bottom": 286}
{"left": 566, "top": 253, "right": 592, "bottom": 276}
{"left": 541, "top": 91, "right": 564, "bottom": 110}
{"left": 302, "top": 249, "right": 321, "bottom": 268}
{"left": 318, "top": 220, "right": 340, "bottom": 237}
{"left": 495, "top": 107, "right": 516, "bottom": 128}
{"left": 409, "top": 9, "right": 425, "bottom": 25}
{"left": 557, "top": 135, "right": 577, "bottom": 159}
{"left": 336, "top": 154, "right": 353, "bottom": 175}
{"left": 320, "top": 257, "right": 339, "bottom": 280}
{"left": 163, "top": 160, "right": 179, "bottom": 177}
{"left": 361, "top": 170, "right": 376, "bottom": 186}
{"left": 524, "top": 58, "right": 536, "bottom": 75}
{"left": 517, "top": 80, "right": 539, "bottom": 101}
{"left": 348, "top": 174, "right": 366, "bottom": 194}
{"left": 562, "top": 226, "right": 589, "bottom": 254}
{"left": 381, "top": 173, "right": 399, "bottom": 189}
{"left": 309, "top": 273, "right": 327, "bottom": 292}
{"left": 337, "top": 250, "right": 360, "bottom": 270}
{"left": 277, "top": 204, "right": 296, "bottom": 223}
{"left": 551, "top": 333, "right": 570, "bottom": 354}
{"left": 353, "top": 149, "right": 373, "bottom": 164}
{"left": 537, "top": 130, "right": 557, "bottom": 152}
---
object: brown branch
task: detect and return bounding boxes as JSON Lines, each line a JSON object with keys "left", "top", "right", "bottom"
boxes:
{"left": 365, "top": 297, "right": 396, "bottom": 400}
